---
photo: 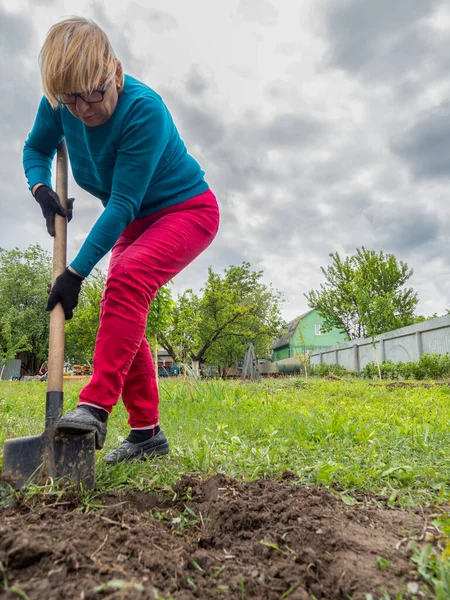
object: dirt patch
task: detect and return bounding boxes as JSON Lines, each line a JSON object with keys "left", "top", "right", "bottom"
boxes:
{"left": 370, "top": 381, "right": 450, "bottom": 389}
{"left": 0, "top": 475, "right": 434, "bottom": 599}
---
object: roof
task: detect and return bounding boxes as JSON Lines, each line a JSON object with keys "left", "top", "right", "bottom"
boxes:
{"left": 271, "top": 309, "right": 314, "bottom": 350}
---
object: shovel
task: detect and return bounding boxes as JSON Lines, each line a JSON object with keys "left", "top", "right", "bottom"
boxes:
{"left": 1, "top": 141, "right": 96, "bottom": 490}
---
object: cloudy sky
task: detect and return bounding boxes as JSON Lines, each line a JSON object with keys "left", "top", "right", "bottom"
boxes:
{"left": 1, "top": 0, "right": 450, "bottom": 322}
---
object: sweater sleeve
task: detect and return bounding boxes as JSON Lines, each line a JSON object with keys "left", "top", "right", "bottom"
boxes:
{"left": 22, "top": 97, "right": 64, "bottom": 190}
{"left": 70, "top": 96, "right": 171, "bottom": 277}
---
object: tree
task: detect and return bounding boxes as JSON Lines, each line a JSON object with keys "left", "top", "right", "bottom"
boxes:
{"left": 0, "top": 308, "right": 32, "bottom": 378}
{"left": 292, "top": 322, "right": 315, "bottom": 379}
{"left": 65, "top": 269, "right": 106, "bottom": 366}
{"left": 354, "top": 285, "right": 394, "bottom": 380}
{"left": 414, "top": 313, "right": 439, "bottom": 323}
{"left": 305, "top": 247, "right": 418, "bottom": 340}
{"left": 158, "top": 289, "right": 200, "bottom": 364}
{"left": 145, "top": 284, "right": 175, "bottom": 376}
{"left": 66, "top": 274, "right": 175, "bottom": 370}
{"left": 204, "top": 335, "right": 249, "bottom": 376}
{"left": 160, "top": 262, "right": 285, "bottom": 372}
{"left": 0, "top": 245, "right": 52, "bottom": 373}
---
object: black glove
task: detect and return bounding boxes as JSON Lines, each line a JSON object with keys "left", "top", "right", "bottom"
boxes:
{"left": 67, "top": 197, "right": 74, "bottom": 222}
{"left": 34, "top": 185, "right": 74, "bottom": 237}
{"left": 46, "top": 268, "right": 84, "bottom": 320}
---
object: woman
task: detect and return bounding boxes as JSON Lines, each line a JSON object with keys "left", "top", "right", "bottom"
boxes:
{"left": 23, "top": 17, "right": 220, "bottom": 464}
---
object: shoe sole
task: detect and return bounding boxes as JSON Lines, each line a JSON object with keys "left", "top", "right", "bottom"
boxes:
{"left": 139, "top": 441, "right": 170, "bottom": 460}
{"left": 55, "top": 422, "right": 105, "bottom": 450}
{"left": 104, "top": 441, "right": 170, "bottom": 465}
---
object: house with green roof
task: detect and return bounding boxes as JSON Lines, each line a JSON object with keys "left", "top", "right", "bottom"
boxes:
{"left": 271, "top": 309, "right": 347, "bottom": 361}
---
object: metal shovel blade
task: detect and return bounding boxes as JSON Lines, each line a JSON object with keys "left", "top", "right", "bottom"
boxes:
{"left": 1, "top": 391, "right": 96, "bottom": 489}
{"left": 1, "top": 434, "right": 43, "bottom": 489}
{"left": 1, "top": 429, "right": 95, "bottom": 490}
{"left": 1, "top": 142, "right": 96, "bottom": 491}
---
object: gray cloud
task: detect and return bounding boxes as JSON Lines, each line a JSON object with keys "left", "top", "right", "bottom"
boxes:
{"left": 365, "top": 202, "right": 440, "bottom": 252}
{"left": 165, "top": 77, "right": 328, "bottom": 173}
{"left": 91, "top": 3, "right": 148, "bottom": 76}
{"left": 0, "top": 7, "right": 45, "bottom": 247}
{"left": 323, "top": 0, "right": 440, "bottom": 75}
{"left": 158, "top": 80, "right": 346, "bottom": 272}
{"left": 391, "top": 104, "right": 450, "bottom": 180}
{"left": 126, "top": 2, "right": 178, "bottom": 33}
{"left": 276, "top": 43, "right": 302, "bottom": 57}
{"left": 237, "top": 0, "right": 278, "bottom": 27}
{"left": 162, "top": 90, "right": 227, "bottom": 148}
{"left": 0, "top": 5, "right": 117, "bottom": 266}
{"left": 3, "top": 0, "right": 450, "bottom": 325}
{"left": 0, "top": 6, "right": 41, "bottom": 122}
{"left": 185, "top": 66, "right": 210, "bottom": 97}
{"left": 0, "top": 8, "right": 36, "bottom": 55}
{"left": 264, "top": 113, "right": 325, "bottom": 149}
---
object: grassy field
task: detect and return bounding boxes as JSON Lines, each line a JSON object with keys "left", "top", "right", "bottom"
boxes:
{"left": 0, "top": 376, "right": 449, "bottom": 503}
{"left": 1, "top": 376, "right": 450, "bottom": 598}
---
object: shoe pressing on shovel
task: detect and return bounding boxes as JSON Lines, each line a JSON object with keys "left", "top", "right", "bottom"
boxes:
{"left": 1, "top": 141, "right": 96, "bottom": 491}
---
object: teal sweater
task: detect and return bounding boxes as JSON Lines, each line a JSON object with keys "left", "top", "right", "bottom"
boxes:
{"left": 23, "top": 75, "right": 209, "bottom": 277}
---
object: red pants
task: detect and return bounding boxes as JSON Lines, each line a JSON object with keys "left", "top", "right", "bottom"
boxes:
{"left": 78, "top": 189, "right": 220, "bottom": 428}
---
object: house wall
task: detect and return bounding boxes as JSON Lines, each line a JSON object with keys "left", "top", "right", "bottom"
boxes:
{"left": 157, "top": 354, "right": 175, "bottom": 368}
{"left": 290, "top": 311, "right": 346, "bottom": 353}
{"left": 272, "top": 346, "right": 290, "bottom": 361}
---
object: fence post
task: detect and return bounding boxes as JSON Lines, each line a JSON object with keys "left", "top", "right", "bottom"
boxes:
{"left": 416, "top": 331, "right": 423, "bottom": 359}
{"left": 335, "top": 349, "right": 339, "bottom": 365}
{"left": 380, "top": 339, "right": 385, "bottom": 363}
{"left": 353, "top": 344, "right": 360, "bottom": 372}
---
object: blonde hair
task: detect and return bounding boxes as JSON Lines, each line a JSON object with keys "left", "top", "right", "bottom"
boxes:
{"left": 39, "top": 16, "right": 124, "bottom": 108}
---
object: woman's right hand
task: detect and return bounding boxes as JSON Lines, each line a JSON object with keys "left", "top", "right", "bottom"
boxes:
{"left": 34, "top": 185, "right": 73, "bottom": 236}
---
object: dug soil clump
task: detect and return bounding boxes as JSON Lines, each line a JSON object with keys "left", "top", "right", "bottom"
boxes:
{"left": 0, "top": 474, "right": 433, "bottom": 599}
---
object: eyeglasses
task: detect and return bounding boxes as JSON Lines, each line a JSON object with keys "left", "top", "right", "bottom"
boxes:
{"left": 56, "top": 81, "right": 110, "bottom": 105}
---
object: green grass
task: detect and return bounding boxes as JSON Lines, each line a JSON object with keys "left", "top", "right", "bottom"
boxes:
{"left": 0, "top": 376, "right": 449, "bottom": 504}
{"left": 1, "top": 376, "right": 450, "bottom": 597}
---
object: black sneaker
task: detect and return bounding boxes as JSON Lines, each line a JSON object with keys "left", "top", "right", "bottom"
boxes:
{"left": 103, "top": 429, "right": 169, "bottom": 464}
{"left": 55, "top": 406, "right": 107, "bottom": 449}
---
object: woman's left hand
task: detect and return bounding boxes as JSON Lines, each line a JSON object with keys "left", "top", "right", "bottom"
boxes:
{"left": 46, "top": 268, "right": 84, "bottom": 320}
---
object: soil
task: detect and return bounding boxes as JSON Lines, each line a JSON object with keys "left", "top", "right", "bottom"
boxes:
{"left": 0, "top": 474, "right": 438, "bottom": 600}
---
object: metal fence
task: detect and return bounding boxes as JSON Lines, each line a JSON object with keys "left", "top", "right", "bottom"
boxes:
{"left": 310, "top": 314, "right": 450, "bottom": 372}
{"left": 0, "top": 359, "right": 22, "bottom": 381}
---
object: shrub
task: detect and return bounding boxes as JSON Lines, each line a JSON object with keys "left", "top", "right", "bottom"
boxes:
{"left": 309, "top": 363, "right": 350, "bottom": 378}
{"left": 362, "top": 353, "right": 450, "bottom": 380}
{"left": 362, "top": 361, "right": 379, "bottom": 379}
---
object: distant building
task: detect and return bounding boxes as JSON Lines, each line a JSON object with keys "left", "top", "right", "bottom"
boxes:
{"left": 271, "top": 309, "right": 347, "bottom": 361}
{"left": 157, "top": 348, "right": 175, "bottom": 369}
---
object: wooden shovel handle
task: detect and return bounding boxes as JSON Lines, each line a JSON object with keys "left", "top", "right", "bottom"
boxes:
{"left": 47, "top": 140, "right": 68, "bottom": 393}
